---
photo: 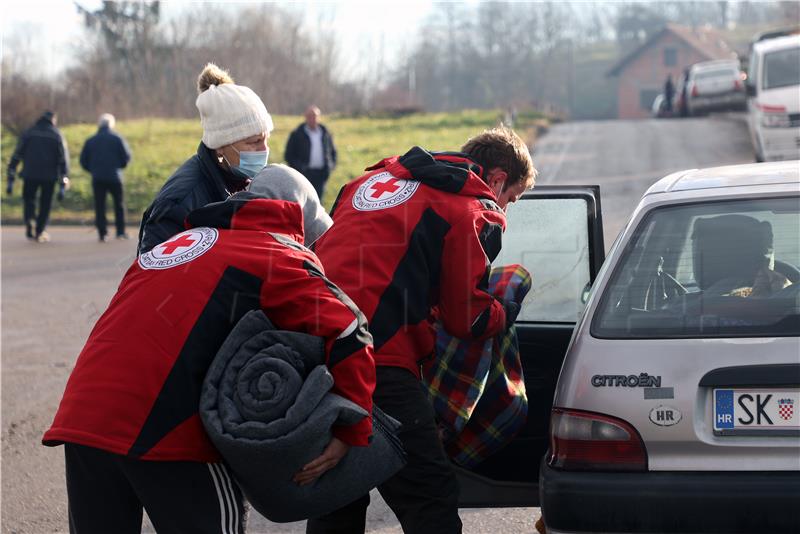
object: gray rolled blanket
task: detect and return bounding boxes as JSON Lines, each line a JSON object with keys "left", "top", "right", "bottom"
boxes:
{"left": 200, "top": 310, "right": 406, "bottom": 523}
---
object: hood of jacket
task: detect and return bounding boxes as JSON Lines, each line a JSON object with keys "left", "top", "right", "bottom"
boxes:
{"left": 185, "top": 192, "right": 304, "bottom": 244}
{"left": 365, "top": 146, "right": 498, "bottom": 201}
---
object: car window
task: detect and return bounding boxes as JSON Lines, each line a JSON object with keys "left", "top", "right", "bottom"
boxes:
{"left": 763, "top": 47, "right": 800, "bottom": 90}
{"left": 496, "top": 198, "right": 591, "bottom": 323}
{"left": 592, "top": 197, "right": 800, "bottom": 338}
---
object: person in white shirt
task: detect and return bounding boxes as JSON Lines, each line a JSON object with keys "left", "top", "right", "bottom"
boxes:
{"left": 284, "top": 105, "right": 338, "bottom": 201}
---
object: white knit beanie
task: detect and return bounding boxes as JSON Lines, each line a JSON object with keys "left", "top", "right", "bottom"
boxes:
{"left": 195, "top": 65, "right": 273, "bottom": 149}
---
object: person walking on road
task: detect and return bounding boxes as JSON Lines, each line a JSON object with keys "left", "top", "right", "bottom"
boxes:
{"left": 137, "top": 63, "right": 273, "bottom": 255}
{"left": 80, "top": 113, "right": 132, "bottom": 242}
{"left": 42, "top": 181, "right": 375, "bottom": 533}
{"left": 306, "top": 126, "right": 536, "bottom": 534}
{"left": 6, "top": 110, "right": 70, "bottom": 243}
{"left": 284, "top": 105, "right": 337, "bottom": 200}
{"left": 663, "top": 74, "right": 675, "bottom": 114}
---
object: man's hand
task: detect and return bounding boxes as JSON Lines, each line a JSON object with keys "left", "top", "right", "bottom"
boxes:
{"left": 293, "top": 437, "right": 350, "bottom": 486}
{"left": 62, "top": 176, "right": 71, "bottom": 191}
{"left": 5, "top": 180, "right": 12, "bottom": 196}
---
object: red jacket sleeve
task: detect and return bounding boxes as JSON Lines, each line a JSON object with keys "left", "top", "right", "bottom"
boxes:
{"left": 438, "top": 205, "right": 507, "bottom": 341}
{"left": 260, "top": 248, "right": 376, "bottom": 447}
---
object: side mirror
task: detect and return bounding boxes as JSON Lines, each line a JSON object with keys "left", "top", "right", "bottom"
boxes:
{"left": 746, "top": 84, "right": 756, "bottom": 97}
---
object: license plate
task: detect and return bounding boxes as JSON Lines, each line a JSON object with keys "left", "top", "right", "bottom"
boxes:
{"left": 714, "top": 388, "right": 800, "bottom": 435}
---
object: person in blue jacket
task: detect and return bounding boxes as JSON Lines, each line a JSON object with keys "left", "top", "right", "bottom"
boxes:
{"left": 80, "top": 113, "right": 132, "bottom": 241}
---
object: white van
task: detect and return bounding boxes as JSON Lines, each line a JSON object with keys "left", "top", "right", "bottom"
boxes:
{"left": 746, "top": 35, "right": 800, "bottom": 162}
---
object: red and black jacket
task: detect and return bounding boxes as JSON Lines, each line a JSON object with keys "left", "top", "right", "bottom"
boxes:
{"left": 43, "top": 194, "right": 375, "bottom": 462}
{"left": 313, "top": 147, "right": 507, "bottom": 376}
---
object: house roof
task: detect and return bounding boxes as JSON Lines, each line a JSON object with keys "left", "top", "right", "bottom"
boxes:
{"left": 608, "top": 23, "right": 737, "bottom": 77}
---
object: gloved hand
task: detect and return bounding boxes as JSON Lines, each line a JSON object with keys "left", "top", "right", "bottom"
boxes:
{"left": 502, "top": 300, "right": 521, "bottom": 330}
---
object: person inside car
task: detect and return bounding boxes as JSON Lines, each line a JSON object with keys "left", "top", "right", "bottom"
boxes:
{"left": 692, "top": 214, "right": 791, "bottom": 298}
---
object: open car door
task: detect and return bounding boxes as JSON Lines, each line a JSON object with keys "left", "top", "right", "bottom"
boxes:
{"left": 455, "top": 186, "right": 605, "bottom": 508}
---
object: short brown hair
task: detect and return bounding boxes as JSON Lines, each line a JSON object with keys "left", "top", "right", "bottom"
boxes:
{"left": 461, "top": 126, "right": 536, "bottom": 189}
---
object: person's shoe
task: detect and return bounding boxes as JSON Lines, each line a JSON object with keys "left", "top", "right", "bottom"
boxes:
{"left": 115, "top": 233, "right": 129, "bottom": 240}
{"left": 535, "top": 516, "right": 547, "bottom": 534}
{"left": 36, "top": 232, "right": 51, "bottom": 243}
{"left": 99, "top": 235, "right": 108, "bottom": 243}
{"left": 25, "top": 220, "right": 35, "bottom": 240}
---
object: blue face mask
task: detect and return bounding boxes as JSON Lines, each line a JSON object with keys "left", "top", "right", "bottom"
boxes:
{"left": 228, "top": 148, "right": 269, "bottom": 180}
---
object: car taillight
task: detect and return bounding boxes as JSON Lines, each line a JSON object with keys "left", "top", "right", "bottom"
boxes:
{"left": 548, "top": 408, "right": 647, "bottom": 472}
{"left": 691, "top": 84, "right": 699, "bottom": 97}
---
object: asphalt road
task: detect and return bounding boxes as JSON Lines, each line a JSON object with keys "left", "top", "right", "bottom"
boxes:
{"left": 1, "top": 116, "right": 754, "bottom": 533}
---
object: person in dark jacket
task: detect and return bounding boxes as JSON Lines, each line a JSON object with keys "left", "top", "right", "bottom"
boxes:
{"left": 43, "top": 188, "right": 375, "bottom": 533}
{"left": 6, "top": 110, "right": 70, "bottom": 242}
{"left": 284, "top": 105, "right": 337, "bottom": 200}
{"left": 663, "top": 74, "right": 675, "bottom": 113}
{"left": 137, "top": 63, "right": 274, "bottom": 255}
{"left": 80, "top": 113, "right": 132, "bottom": 241}
{"left": 307, "top": 126, "right": 536, "bottom": 534}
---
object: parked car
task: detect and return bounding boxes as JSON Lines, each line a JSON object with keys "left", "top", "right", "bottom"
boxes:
{"left": 746, "top": 34, "right": 800, "bottom": 162}
{"left": 450, "top": 162, "right": 800, "bottom": 534}
{"left": 651, "top": 94, "right": 669, "bottom": 118}
{"left": 686, "top": 59, "right": 747, "bottom": 115}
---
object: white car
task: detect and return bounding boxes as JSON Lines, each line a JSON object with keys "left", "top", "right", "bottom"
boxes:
{"left": 746, "top": 35, "right": 800, "bottom": 162}
{"left": 449, "top": 162, "right": 800, "bottom": 533}
{"left": 686, "top": 59, "right": 747, "bottom": 116}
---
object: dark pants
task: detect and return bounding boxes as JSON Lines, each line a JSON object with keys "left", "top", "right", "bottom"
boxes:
{"left": 306, "top": 367, "right": 462, "bottom": 534}
{"left": 305, "top": 168, "right": 330, "bottom": 200}
{"left": 22, "top": 179, "right": 55, "bottom": 237}
{"left": 64, "top": 443, "right": 246, "bottom": 534}
{"left": 92, "top": 180, "right": 126, "bottom": 237}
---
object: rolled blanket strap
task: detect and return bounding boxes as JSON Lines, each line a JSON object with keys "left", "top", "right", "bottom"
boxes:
{"left": 201, "top": 310, "right": 406, "bottom": 523}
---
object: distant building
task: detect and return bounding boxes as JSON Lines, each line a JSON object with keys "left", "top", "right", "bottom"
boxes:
{"left": 608, "top": 23, "right": 737, "bottom": 119}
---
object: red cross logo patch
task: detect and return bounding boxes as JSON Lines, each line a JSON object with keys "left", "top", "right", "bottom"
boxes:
{"left": 353, "top": 171, "right": 420, "bottom": 211}
{"left": 138, "top": 227, "right": 219, "bottom": 270}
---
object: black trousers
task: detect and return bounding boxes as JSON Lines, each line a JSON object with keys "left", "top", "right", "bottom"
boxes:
{"left": 305, "top": 168, "right": 330, "bottom": 200}
{"left": 22, "top": 179, "right": 55, "bottom": 237}
{"left": 306, "top": 367, "right": 462, "bottom": 534}
{"left": 92, "top": 180, "right": 126, "bottom": 237}
{"left": 64, "top": 443, "right": 246, "bottom": 534}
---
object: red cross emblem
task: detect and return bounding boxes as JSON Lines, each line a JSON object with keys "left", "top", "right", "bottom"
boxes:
{"left": 368, "top": 177, "right": 402, "bottom": 199}
{"left": 159, "top": 234, "right": 197, "bottom": 255}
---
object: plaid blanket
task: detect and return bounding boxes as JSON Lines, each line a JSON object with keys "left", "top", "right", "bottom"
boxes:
{"left": 423, "top": 265, "right": 531, "bottom": 468}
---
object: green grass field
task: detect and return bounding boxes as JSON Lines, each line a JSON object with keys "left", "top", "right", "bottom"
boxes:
{"left": 1, "top": 109, "right": 541, "bottom": 223}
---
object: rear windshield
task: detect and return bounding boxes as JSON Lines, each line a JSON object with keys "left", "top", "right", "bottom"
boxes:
{"left": 592, "top": 197, "right": 800, "bottom": 338}
{"left": 694, "top": 68, "right": 737, "bottom": 81}
{"left": 763, "top": 47, "right": 800, "bottom": 90}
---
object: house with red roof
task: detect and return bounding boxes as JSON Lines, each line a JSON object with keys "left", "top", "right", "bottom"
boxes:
{"left": 608, "top": 23, "right": 738, "bottom": 119}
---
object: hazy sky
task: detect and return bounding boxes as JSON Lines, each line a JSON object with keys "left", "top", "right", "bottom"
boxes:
{"left": 1, "top": 0, "right": 436, "bottom": 79}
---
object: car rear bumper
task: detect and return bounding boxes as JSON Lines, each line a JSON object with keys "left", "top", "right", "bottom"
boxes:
{"left": 689, "top": 92, "right": 746, "bottom": 112}
{"left": 540, "top": 461, "right": 800, "bottom": 533}
{"left": 759, "top": 127, "right": 800, "bottom": 161}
